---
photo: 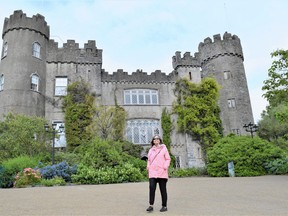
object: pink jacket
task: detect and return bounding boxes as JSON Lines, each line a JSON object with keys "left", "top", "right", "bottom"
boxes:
{"left": 147, "top": 144, "right": 171, "bottom": 179}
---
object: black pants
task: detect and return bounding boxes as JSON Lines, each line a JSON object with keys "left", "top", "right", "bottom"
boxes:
{"left": 149, "top": 178, "right": 168, "bottom": 207}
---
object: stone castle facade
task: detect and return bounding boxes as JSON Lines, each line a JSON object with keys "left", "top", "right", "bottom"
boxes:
{"left": 0, "top": 10, "right": 254, "bottom": 168}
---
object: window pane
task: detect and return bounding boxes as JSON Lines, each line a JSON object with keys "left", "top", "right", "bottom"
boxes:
{"left": 126, "top": 119, "right": 160, "bottom": 144}
{"left": 132, "top": 94, "right": 137, "bottom": 104}
{"left": 32, "top": 42, "right": 41, "bottom": 58}
{"left": 55, "top": 87, "right": 67, "bottom": 96}
{"left": 55, "top": 77, "right": 68, "bottom": 96}
{"left": 52, "top": 122, "right": 66, "bottom": 148}
{"left": 3, "top": 42, "right": 8, "bottom": 57}
{"left": 152, "top": 95, "right": 157, "bottom": 104}
{"left": 55, "top": 78, "right": 68, "bottom": 86}
{"left": 125, "top": 94, "right": 131, "bottom": 104}
{"left": 31, "top": 74, "right": 39, "bottom": 91}
{"left": 123, "top": 89, "right": 159, "bottom": 105}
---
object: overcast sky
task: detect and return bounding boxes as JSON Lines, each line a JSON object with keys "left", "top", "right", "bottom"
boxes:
{"left": 1, "top": 0, "right": 288, "bottom": 123}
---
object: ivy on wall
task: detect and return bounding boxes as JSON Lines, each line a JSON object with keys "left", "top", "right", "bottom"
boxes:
{"left": 173, "top": 78, "right": 223, "bottom": 161}
{"left": 161, "top": 107, "right": 175, "bottom": 167}
{"left": 62, "top": 79, "right": 95, "bottom": 151}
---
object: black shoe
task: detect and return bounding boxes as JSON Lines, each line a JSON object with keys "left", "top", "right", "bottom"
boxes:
{"left": 160, "top": 206, "right": 167, "bottom": 212}
{"left": 146, "top": 206, "right": 153, "bottom": 212}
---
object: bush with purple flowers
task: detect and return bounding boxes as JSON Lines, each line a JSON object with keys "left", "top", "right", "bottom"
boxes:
{"left": 40, "top": 161, "right": 77, "bottom": 182}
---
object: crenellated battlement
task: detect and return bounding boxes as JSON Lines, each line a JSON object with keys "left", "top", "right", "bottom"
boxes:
{"left": 2, "top": 10, "right": 49, "bottom": 39}
{"left": 102, "top": 69, "right": 177, "bottom": 83}
{"left": 198, "top": 32, "right": 243, "bottom": 65}
{"left": 47, "top": 39, "right": 102, "bottom": 64}
{"left": 172, "top": 51, "right": 200, "bottom": 70}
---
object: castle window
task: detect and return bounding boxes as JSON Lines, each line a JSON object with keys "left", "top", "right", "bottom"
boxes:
{"left": 189, "top": 72, "right": 192, "bottom": 81}
{"left": 124, "top": 89, "right": 158, "bottom": 105}
{"left": 0, "top": 74, "right": 4, "bottom": 91}
{"left": 126, "top": 119, "right": 160, "bottom": 144}
{"left": 32, "top": 42, "right": 41, "bottom": 58}
{"left": 31, "top": 74, "right": 39, "bottom": 91}
{"left": 55, "top": 77, "right": 68, "bottom": 96}
{"left": 175, "top": 156, "right": 181, "bottom": 168}
{"left": 224, "top": 71, "right": 231, "bottom": 80}
{"left": 227, "top": 98, "right": 236, "bottom": 108}
{"left": 2, "top": 42, "right": 8, "bottom": 58}
{"left": 52, "top": 121, "right": 66, "bottom": 148}
{"left": 231, "top": 129, "right": 240, "bottom": 135}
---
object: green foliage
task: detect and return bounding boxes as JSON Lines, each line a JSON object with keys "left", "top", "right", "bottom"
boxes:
{"left": 161, "top": 107, "right": 172, "bottom": 147}
{"left": 62, "top": 79, "right": 95, "bottom": 151}
{"left": 207, "top": 135, "right": 285, "bottom": 177}
{"left": 169, "top": 167, "right": 207, "bottom": 177}
{"left": 76, "top": 137, "right": 123, "bottom": 168}
{"left": 258, "top": 104, "right": 288, "bottom": 152}
{"left": 88, "top": 105, "right": 127, "bottom": 141}
{"left": 173, "top": 78, "right": 223, "bottom": 159}
{"left": 72, "top": 163, "right": 145, "bottom": 184}
{"left": 161, "top": 107, "right": 175, "bottom": 167}
{"left": 40, "top": 176, "right": 66, "bottom": 187}
{"left": 112, "top": 105, "right": 127, "bottom": 141}
{"left": 14, "top": 168, "right": 41, "bottom": 188}
{"left": 264, "top": 156, "right": 288, "bottom": 175}
{"left": 0, "top": 156, "right": 40, "bottom": 188}
{"left": 262, "top": 49, "right": 288, "bottom": 108}
{"left": 53, "top": 151, "right": 81, "bottom": 165}
{"left": 120, "top": 140, "right": 143, "bottom": 158}
{"left": 0, "top": 113, "right": 50, "bottom": 162}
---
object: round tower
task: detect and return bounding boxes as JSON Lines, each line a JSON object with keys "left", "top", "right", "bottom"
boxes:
{"left": 0, "top": 10, "right": 49, "bottom": 118}
{"left": 198, "top": 32, "right": 254, "bottom": 136}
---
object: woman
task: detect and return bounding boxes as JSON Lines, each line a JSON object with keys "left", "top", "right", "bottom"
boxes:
{"left": 146, "top": 135, "right": 171, "bottom": 212}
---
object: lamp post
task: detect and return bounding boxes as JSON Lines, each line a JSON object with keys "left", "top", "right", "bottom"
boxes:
{"left": 243, "top": 122, "right": 258, "bottom": 138}
{"left": 44, "top": 123, "right": 64, "bottom": 165}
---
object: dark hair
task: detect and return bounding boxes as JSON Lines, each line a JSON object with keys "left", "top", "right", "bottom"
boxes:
{"left": 150, "top": 135, "right": 163, "bottom": 147}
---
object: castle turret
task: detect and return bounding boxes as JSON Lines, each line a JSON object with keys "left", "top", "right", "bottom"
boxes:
{"left": 0, "top": 10, "right": 49, "bottom": 118}
{"left": 172, "top": 51, "right": 201, "bottom": 83}
{"left": 198, "top": 32, "right": 254, "bottom": 135}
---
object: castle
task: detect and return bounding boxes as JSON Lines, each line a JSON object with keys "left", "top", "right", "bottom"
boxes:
{"left": 0, "top": 10, "right": 254, "bottom": 168}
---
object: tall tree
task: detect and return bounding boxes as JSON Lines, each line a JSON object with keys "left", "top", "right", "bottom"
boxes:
{"left": 262, "top": 49, "right": 288, "bottom": 108}
{"left": 258, "top": 49, "right": 288, "bottom": 151}
{"left": 173, "top": 78, "right": 222, "bottom": 160}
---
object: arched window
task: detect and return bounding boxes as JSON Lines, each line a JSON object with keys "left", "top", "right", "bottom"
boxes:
{"left": 2, "top": 42, "right": 8, "bottom": 58}
{"left": 31, "top": 74, "right": 39, "bottom": 91}
{"left": 0, "top": 74, "right": 4, "bottom": 91}
{"left": 124, "top": 89, "right": 158, "bottom": 105}
{"left": 126, "top": 119, "right": 160, "bottom": 144}
{"left": 32, "top": 42, "right": 41, "bottom": 58}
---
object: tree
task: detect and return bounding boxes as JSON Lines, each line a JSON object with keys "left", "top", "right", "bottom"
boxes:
{"left": 87, "top": 105, "right": 127, "bottom": 141}
{"left": 0, "top": 113, "right": 49, "bottom": 162}
{"left": 262, "top": 49, "right": 288, "bottom": 108}
{"left": 62, "top": 79, "right": 95, "bottom": 151}
{"left": 173, "top": 78, "right": 222, "bottom": 160}
{"left": 259, "top": 49, "right": 288, "bottom": 150}
{"left": 258, "top": 105, "right": 288, "bottom": 151}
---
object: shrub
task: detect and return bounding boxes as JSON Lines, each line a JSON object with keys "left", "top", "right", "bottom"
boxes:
{"left": 207, "top": 135, "right": 285, "bottom": 177}
{"left": 0, "top": 156, "right": 39, "bottom": 188}
{"left": 14, "top": 168, "right": 41, "bottom": 188}
{"left": 169, "top": 167, "right": 207, "bottom": 178}
{"left": 72, "top": 163, "right": 145, "bottom": 185}
{"left": 40, "top": 176, "right": 66, "bottom": 187}
{"left": 265, "top": 156, "right": 288, "bottom": 175}
{"left": 40, "top": 161, "right": 77, "bottom": 182}
{"left": 77, "top": 137, "right": 124, "bottom": 168}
